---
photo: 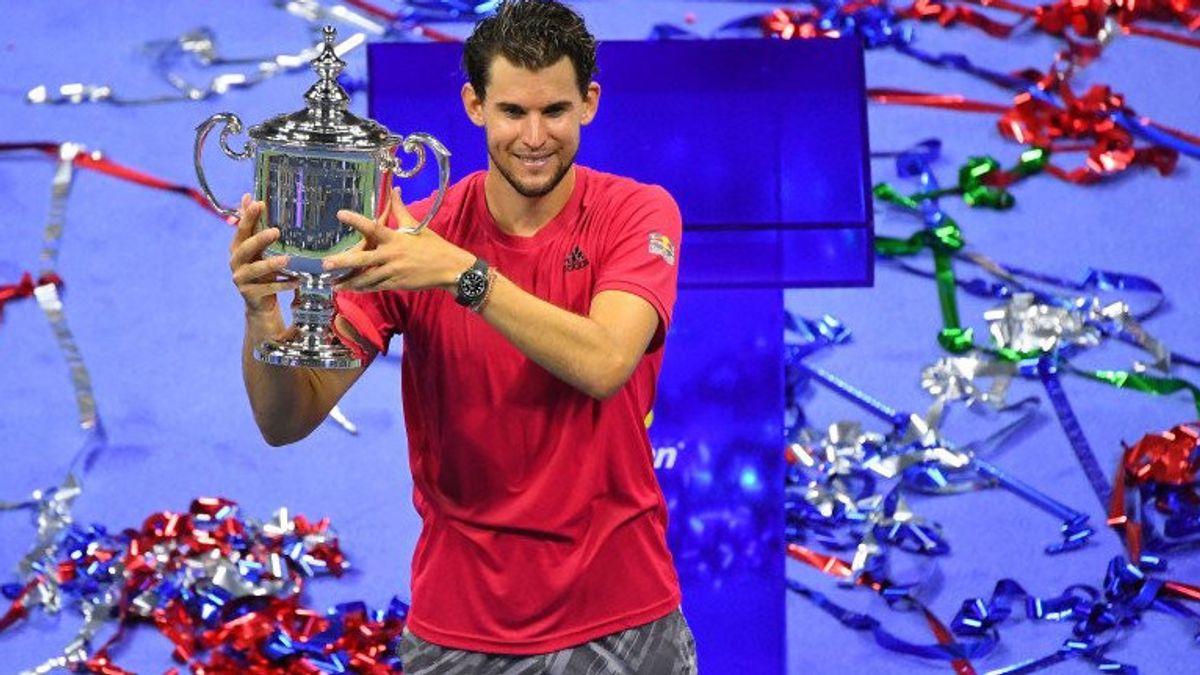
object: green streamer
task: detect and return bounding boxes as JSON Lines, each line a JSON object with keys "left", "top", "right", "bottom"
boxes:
{"left": 873, "top": 187, "right": 970, "bottom": 352}
{"left": 906, "top": 148, "right": 1051, "bottom": 210}
{"left": 1079, "top": 369, "right": 1200, "bottom": 417}
{"left": 874, "top": 145, "right": 1192, "bottom": 420}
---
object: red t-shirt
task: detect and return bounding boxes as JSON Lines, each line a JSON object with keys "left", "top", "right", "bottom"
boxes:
{"left": 334, "top": 166, "right": 683, "bottom": 654}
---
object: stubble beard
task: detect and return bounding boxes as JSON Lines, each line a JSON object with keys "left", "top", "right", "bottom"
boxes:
{"left": 490, "top": 146, "right": 578, "bottom": 199}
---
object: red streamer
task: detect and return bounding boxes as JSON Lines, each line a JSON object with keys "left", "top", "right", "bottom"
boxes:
{"left": 786, "top": 543, "right": 977, "bottom": 674}
{"left": 1107, "top": 423, "right": 1200, "bottom": 561}
{"left": 0, "top": 142, "right": 233, "bottom": 224}
{"left": 0, "top": 272, "right": 63, "bottom": 319}
{"left": 869, "top": 58, "right": 1187, "bottom": 184}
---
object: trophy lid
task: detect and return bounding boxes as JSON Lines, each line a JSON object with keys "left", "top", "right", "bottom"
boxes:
{"left": 248, "top": 26, "right": 399, "bottom": 150}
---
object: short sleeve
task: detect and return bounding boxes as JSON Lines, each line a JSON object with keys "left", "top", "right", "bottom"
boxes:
{"left": 333, "top": 290, "right": 408, "bottom": 360}
{"left": 592, "top": 185, "right": 682, "bottom": 353}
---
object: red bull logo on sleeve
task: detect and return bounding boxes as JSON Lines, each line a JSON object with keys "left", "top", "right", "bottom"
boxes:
{"left": 648, "top": 231, "right": 676, "bottom": 266}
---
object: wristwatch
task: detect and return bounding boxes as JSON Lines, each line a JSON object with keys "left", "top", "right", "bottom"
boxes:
{"left": 454, "top": 257, "right": 490, "bottom": 309}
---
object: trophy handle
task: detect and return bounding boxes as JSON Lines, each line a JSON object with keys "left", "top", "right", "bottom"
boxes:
{"left": 194, "top": 112, "right": 254, "bottom": 218}
{"left": 385, "top": 133, "right": 451, "bottom": 235}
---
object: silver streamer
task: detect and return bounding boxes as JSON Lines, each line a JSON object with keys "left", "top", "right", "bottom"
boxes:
{"left": 791, "top": 421, "right": 971, "bottom": 575}
{"left": 983, "top": 292, "right": 1172, "bottom": 377}
{"left": 11, "top": 497, "right": 341, "bottom": 673}
{"left": 27, "top": 29, "right": 367, "bottom": 105}
{"left": 328, "top": 404, "right": 359, "bottom": 434}
{"left": 34, "top": 144, "right": 103, "bottom": 450}
{"left": 921, "top": 352, "right": 1015, "bottom": 409}
{"left": 1083, "top": 297, "right": 1172, "bottom": 372}
{"left": 5, "top": 146, "right": 110, "bottom": 669}
{"left": 984, "top": 292, "right": 1100, "bottom": 354}
{"left": 279, "top": 0, "right": 391, "bottom": 35}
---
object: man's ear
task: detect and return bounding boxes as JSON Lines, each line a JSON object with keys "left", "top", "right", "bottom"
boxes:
{"left": 462, "top": 83, "right": 485, "bottom": 127}
{"left": 580, "top": 82, "right": 601, "bottom": 126}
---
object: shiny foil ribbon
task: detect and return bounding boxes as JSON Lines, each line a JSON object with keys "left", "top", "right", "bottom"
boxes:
{"left": 948, "top": 555, "right": 1200, "bottom": 673}
{"left": 873, "top": 140, "right": 977, "bottom": 354}
{"left": 1108, "top": 423, "right": 1200, "bottom": 560}
{"left": 983, "top": 292, "right": 1100, "bottom": 356}
{"left": 909, "top": 0, "right": 1200, "bottom": 51}
{"left": 651, "top": 0, "right": 1200, "bottom": 179}
{"left": 281, "top": 0, "right": 471, "bottom": 42}
{"left": 28, "top": 28, "right": 367, "bottom": 105}
{"left": 921, "top": 353, "right": 1015, "bottom": 409}
{"left": 788, "top": 320, "right": 1094, "bottom": 566}
{"left": 787, "top": 421, "right": 956, "bottom": 579}
{"left": 872, "top": 143, "right": 1198, "bottom": 535}
{"left": 872, "top": 141, "right": 1197, "bottom": 416}
{"left": 0, "top": 496, "right": 409, "bottom": 674}
{"left": 894, "top": 245, "right": 1192, "bottom": 371}
{"left": 869, "top": 72, "right": 1199, "bottom": 182}
{"left": 874, "top": 144, "right": 1050, "bottom": 211}
{"left": 0, "top": 142, "right": 358, "bottom": 450}
{"left": 787, "top": 544, "right": 988, "bottom": 674}
{"left": 0, "top": 144, "right": 107, "bottom": 544}
{"left": 979, "top": 292, "right": 1196, "bottom": 509}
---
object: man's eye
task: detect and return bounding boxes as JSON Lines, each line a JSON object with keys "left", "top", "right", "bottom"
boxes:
{"left": 503, "top": 109, "right": 523, "bottom": 119}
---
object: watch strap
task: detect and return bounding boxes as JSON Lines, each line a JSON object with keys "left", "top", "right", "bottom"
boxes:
{"left": 454, "top": 257, "right": 490, "bottom": 308}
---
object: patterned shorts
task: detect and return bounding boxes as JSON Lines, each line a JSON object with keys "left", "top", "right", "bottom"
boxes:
{"left": 398, "top": 609, "right": 698, "bottom": 675}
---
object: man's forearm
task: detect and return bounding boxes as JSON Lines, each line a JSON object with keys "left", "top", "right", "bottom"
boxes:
{"left": 241, "top": 310, "right": 327, "bottom": 446}
{"left": 476, "top": 274, "right": 655, "bottom": 400}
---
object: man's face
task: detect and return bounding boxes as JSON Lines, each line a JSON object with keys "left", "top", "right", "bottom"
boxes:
{"left": 463, "top": 55, "right": 600, "bottom": 199}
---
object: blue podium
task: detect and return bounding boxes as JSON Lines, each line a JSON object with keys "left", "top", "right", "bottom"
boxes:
{"left": 368, "top": 38, "right": 872, "bottom": 673}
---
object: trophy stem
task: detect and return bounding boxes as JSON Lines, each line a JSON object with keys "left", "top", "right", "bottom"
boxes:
{"left": 254, "top": 276, "right": 361, "bottom": 369}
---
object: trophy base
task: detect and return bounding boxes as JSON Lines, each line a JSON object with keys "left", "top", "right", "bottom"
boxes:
{"left": 254, "top": 339, "right": 361, "bottom": 369}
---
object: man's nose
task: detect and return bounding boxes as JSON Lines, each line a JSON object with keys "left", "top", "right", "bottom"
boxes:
{"left": 522, "top": 115, "right": 546, "bottom": 148}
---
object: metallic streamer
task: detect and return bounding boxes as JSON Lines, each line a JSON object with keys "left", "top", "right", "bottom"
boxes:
{"left": 983, "top": 292, "right": 1100, "bottom": 356}
{"left": 31, "top": 144, "right": 107, "bottom": 470}
{"left": 279, "top": 0, "right": 391, "bottom": 35}
{"left": 27, "top": 30, "right": 367, "bottom": 106}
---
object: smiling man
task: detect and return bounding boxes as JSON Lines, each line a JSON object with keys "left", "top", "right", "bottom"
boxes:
{"left": 228, "top": 1, "right": 692, "bottom": 672}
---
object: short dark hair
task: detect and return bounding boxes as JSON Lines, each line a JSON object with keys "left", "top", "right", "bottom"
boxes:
{"left": 463, "top": 0, "right": 597, "bottom": 100}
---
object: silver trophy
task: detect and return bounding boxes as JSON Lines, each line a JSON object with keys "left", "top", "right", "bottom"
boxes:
{"left": 194, "top": 25, "right": 450, "bottom": 368}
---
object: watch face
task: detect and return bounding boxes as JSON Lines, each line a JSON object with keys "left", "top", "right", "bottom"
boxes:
{"left": 460, "top": 269, "right": 488, "bottom": 301}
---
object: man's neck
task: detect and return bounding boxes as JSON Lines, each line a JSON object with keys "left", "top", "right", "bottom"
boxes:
{"left": 484, "top": 165, "right": 577, "bottom": 237}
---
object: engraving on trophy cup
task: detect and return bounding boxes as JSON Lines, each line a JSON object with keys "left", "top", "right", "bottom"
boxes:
{"left": 194, "top": 25, "right": 451, "bottom": 368}
{"left": 256, "top": 151, "right": 375, "bottom": 276}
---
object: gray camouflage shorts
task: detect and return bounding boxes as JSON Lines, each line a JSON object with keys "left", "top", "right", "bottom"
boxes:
{"left": 398, "top": 609, "right": 698, "bottom": 674}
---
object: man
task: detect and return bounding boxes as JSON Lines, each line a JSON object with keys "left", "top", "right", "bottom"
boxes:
{"left": 229, "top": 1, "right": 694, "bottom": 672}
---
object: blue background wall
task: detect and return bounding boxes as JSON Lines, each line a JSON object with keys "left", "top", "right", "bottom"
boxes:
{"left": 1, "top": 1, "right": 1197, "bottom": 673}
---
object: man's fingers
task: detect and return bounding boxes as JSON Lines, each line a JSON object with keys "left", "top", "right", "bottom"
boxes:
{"left": 232, "top": 196, "right": 260, "bottom": 246}
{"left": 375, "top": 185, "right": 394, "bottom": 227}
{"left": 232, "top": 255, "right": 290, "bottom": 285}
{"left": 336, "top": 265, "right": 391, "bottom": 292}
{"left": 323, "top": 248, "right": 382, "bottom": 272}
{"left": 389, "top": 187, "right": 420, "bottom": 230}
{"left": 244, "top": 279, "right": 302, "bottom": 299}
{"left": 230, "top": 227, "right": 281, "bottom": 268}
{"left": 337, "top": 208, "right": 384, "bottom": 240}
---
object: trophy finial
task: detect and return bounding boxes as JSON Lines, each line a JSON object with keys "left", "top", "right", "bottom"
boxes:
{"left": 306, "top": 25, "right": 349, "bottom": 114}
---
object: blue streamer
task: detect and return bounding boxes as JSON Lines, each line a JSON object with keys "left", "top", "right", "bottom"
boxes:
{"left": 789, "top": 314, "right": 1096, "bottom": 552}
{"left": 788, "top": 578, "right": 998, "bottom": 661}
{"left": 1033, "top": 356, "right": 1112, "bottom": 509}
{"left": 949, "top": 555, "right": 1200, "bottom": 674}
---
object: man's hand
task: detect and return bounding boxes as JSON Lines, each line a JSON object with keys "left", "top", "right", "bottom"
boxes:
{"left": 229, "top": 194, "right": 298, "bottom": 315}
{"left": 324, "top": 187, "right": 474, "bottom": 293}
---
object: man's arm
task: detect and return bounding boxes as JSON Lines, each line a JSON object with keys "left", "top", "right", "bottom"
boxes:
{"left": 232, "top": 197, "right": 374, "bottom": 445}
{"left": 477, "top": 279, "right": 658, "bottom": 400}
{"left": 324, "top": 188, "right": 662, "bottom": 401}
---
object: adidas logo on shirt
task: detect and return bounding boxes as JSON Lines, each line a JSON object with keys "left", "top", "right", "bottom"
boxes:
{"left": 564, "top": 245, "right": 590, "bottom": 271}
